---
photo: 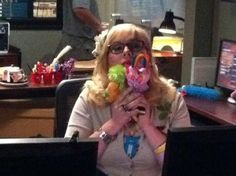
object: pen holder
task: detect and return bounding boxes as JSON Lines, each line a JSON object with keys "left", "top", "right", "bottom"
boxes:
{"left": 54, "top": 71, "right": 63, "bottom": 84}
{"left": 31, "top": 72, "right": 42, "bottom": 84}
{"left": 43, "top": 72, "right": 53, "bottom": 84}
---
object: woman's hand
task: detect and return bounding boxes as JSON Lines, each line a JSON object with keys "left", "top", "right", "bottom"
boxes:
{"left": 110, "top": 87, "right": 141, "bottom": 130}
{"left": 124, "top": 93, "right": 153, "bottom": 130}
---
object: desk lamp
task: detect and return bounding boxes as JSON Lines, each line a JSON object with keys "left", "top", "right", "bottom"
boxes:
{"left": 158, "top": 10, "right": 184, "bottom": 34}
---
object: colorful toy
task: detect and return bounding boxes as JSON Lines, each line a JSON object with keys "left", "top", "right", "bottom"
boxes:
{"left": 126, "top": 53, "right": 151, "bottom": 92}
{"left": 178, "top": 85, "right": 222, "bottom": 100}
{"left": 104, "top": 64, "right": 126, "bottom": 103}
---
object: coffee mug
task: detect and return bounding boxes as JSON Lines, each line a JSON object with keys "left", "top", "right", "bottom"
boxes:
{"left": 2, "top": 66, "right": 26, "bottom": 83}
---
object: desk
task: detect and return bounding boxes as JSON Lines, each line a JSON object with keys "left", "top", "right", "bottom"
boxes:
{"left": 0, "top": 80, "right": 57, "bottom": 137}
{"left": 184, "top": 96, "right": 236, "bottom": 125}
{"left": 0, "top": 69, "right": 92, "bottom": 137}
{"left": 0, "top": 82, "right": 57, "bottom": 99}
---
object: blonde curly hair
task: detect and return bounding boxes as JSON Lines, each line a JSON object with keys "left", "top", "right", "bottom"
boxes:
{"left": 85, "top": 23, "right": 176, "bottom": 107}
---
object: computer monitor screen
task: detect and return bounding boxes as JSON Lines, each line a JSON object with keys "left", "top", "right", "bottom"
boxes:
{"left": 0, "top": 138, "right": 98, "bottom": 176}
{"left": 0, "top": 0, "right": 62, "bottom": 29}
{"left": 162, "top": 126, "right": 236, "bottom": 176}
{"left": 215, "top": 39, "right": 236, "bottom": 92}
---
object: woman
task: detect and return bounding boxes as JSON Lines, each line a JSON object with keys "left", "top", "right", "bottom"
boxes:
{"left": 65, "top": 23, "right": 191, "bottom": 176}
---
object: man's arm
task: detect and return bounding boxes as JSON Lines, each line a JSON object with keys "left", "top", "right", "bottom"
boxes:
{"left": 73, "top": 7, "right": 102, "bottom": 34}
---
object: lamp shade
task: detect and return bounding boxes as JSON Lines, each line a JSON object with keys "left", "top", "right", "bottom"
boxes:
{"left": 159, "top": 11, "right": 176, "bottom": 34}
{"left": 159, "top": 10, "right": 184, "bottom": 34}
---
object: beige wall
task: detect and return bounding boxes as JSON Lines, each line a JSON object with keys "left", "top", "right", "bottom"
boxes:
{"left": 182, "top": 0, "right": 197, "bottom": 84}
{"left": 10, "top": 30, "right": 61, "bottom": 73}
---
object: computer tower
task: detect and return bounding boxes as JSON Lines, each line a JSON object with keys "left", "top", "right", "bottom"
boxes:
{"left": 0, "top": 22, "right": 10, "bottom": 54}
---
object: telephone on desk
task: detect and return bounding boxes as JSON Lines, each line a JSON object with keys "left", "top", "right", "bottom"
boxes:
{"left": 227, "top": 90, "right": 236, "bottom": 104}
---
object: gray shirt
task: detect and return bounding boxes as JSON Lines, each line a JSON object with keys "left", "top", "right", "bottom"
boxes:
{"left": 63, "top": 0, "right": 100, "bottom": 39}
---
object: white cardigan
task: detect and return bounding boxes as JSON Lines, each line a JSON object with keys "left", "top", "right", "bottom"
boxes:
{"left": 65, "top": 89, "right": 191, "bottom": 176}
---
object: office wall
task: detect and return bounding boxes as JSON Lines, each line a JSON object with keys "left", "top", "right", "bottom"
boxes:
{"left": 210, "top": 0, "right": 236, "bottom": 59}
{"left": 182, "top": 0, "right": 197, "bottom": 85}
{"left": 216, "top": 1, "right": 236, "bottom": 50}
{"left": 10, "top": 30, "right": 61, "bottom": 73}
{"left": 9, "top": 0, "right": 185, "bottom": 73}
{"left": 182, "top": 0, "right": 215, "bottom": 84}
{"left": 218, "top": 2, "right": 236, "bottom": 40}
{"left": 9, "top": 0, "right": 113, "bottom": 73}
{"left": 182, "top": 0, "right": 236, "bottom": 84}
{"left": 114, "top": 0, "right": 185, "bottom": 32}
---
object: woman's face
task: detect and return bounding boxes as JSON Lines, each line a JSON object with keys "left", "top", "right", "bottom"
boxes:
{"left": 107, "top": 38, "right": 147, "bottom": 67}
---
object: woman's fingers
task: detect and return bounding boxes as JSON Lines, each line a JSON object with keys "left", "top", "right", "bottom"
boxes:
{"left": 116, "top": 87, "right": 133, "bottom": 104}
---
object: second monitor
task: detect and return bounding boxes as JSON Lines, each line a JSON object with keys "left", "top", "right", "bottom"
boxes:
{"left": 162, "top": 125, "right": 236, "bottom": 176}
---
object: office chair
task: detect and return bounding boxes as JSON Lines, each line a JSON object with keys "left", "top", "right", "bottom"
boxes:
{"left": 54, "top": 77, "right": 90, "bottom": 137}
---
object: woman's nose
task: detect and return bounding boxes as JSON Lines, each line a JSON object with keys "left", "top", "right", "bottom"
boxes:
{"left": 123, "top": 45, "right": 130, "bottom": 52}
{"left": 123, "top": 46, "right": 131, "bottom": 56}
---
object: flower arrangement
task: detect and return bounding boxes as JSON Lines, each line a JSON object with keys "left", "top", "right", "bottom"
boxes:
{"left": 92, "top": 29, "right": 109, "bottom": 57}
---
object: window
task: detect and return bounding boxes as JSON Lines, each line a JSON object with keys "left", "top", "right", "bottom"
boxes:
{"left": 0, "top": 0, "right": 62, "bottom": 30}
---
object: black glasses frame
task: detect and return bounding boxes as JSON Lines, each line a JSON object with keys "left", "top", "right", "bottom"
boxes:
{"left": 108, "top": 40, "right": 145, "bottom": 54}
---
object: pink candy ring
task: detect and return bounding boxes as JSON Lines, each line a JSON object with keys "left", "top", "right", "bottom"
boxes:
{"left": 126, "top": 53, "right": 151, "bottom": 92}
{"left": 134, "top": 53, "right": 151, "bottom": 68}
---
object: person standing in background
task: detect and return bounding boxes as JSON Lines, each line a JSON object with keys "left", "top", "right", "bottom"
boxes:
{"left": 55, "top": 0, "right": 104, "bottom": 62}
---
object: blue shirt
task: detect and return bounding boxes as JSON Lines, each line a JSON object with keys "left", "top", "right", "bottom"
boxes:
{"left": 124, "top": 135, "right": 141, "bottom": 159}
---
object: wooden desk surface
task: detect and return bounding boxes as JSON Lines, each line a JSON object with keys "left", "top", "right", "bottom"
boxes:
{"left": 73, "top": 59, "right": 96, "bottom": 72}
{"left": 0, "top": 81, "right": 57, "bottom": 99}
{"left": 184, "top": 96, "right": 236, "bottom": 125}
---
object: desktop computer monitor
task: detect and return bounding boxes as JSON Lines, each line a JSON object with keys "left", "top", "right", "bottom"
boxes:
{"left": 215, "top": 39, "right": 236, "bottom": 103}
{"left": 0, "top": 138, "right": 98, "bottom": 176}
{"left": 162, "top": 125, "right": 236, "bottom": 176}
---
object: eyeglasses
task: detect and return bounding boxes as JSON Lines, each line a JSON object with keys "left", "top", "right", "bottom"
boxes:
{"left": 108, "top": 40, "right": 145, "bottom": 54}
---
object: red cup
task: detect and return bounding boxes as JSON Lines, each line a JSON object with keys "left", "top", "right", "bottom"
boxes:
{"left": 54, "top": 71, "right": 63, "bottom": 84}
{"left": 43, "top": 72, "right": 53, "bottom": 84}
{"left": 31, "top": 72, "right": 42, "bottom": 84}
